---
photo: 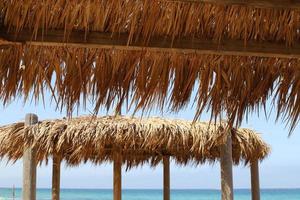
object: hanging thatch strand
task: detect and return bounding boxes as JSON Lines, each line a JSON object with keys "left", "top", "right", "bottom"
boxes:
{"left": 1, "top": 44, "right": 300, "bottom": 129}
{"left": 0, "top": 0, "right": 300, "bottom": 130}
{"left": 0, "top": 116, "right": 270, "bottom": 168}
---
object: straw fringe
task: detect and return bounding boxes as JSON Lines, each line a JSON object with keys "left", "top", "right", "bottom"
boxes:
{"left": 0, "top": 116, "right": 270, "bottom": 167}
{"left": 1, "top": 45, "right": 300, "bottom": 129}
{"left": 1, "top": 0, "right": 300, "bottom": 130}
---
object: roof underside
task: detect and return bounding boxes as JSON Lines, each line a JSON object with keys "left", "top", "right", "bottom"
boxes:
{"left": 0, "top": 0, "right": 300, "bottom": 130}
{"left": 0, "top": 116, "right": 270, "bottom": 167}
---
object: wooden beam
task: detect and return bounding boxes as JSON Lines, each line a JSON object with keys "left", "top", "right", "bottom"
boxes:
{"left": 52, "top": 154, "right": 61, "bottom": 200}
{"left": 1, "top": 29, "right": 300, "bottom": 59}
{"left": 163, "top": 156, "right": 170, "bottom": 200}
{"left": 168, "top": 0, "right": 300, "bottom": 9}
{"left": 250, "top": 160, "right": 260, "bottom": 200}
{"left": 23, "top": 114, "right": 38, "bottom": 200}
{"left": 113, "top": 153, "right": 122, "bottom": 200}
{"left": 220, "top": 134, "right": 234, "bottom": 200}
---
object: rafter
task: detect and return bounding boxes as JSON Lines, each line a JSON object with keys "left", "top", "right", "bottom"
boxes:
{"left": 1, "top": 30, "right": 300, "bottom": 59}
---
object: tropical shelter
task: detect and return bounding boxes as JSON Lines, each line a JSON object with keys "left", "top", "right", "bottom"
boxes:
{"left": 1, "top": 0, "right": 300, "bottom": 131}
{"left": 0, "top": 114, "right": 270, "bottom": 200}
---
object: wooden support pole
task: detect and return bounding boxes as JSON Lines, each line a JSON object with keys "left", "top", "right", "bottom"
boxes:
{"left": 163, "top": 156, "right": 170, "bottom": 200}
{"left": 220, "top": 134, "right": 234, "bottom": 200}
{"left": 250, "top": 160, "right": 260, "bottom": 200}
{"left": 52, "top": 153, "right": 61, "bottom": 200}
{"left": 23, "top": 113, "right": 38, "bottom": 200}
{"left": 113, "top": 153, "right": 122, "bottom": 200}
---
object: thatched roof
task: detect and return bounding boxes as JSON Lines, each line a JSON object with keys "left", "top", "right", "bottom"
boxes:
{"left": 1, "top": 0, "right": 300, "bottom": 130}
{"left": 1, "top": 0, "right": 299, "bottom": 43}
{"left": 0, "top": 116, "right": 270, "bottom": 167}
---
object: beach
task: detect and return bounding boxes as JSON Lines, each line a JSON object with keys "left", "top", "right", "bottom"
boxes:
{"left": 0, "top": 188, "right": 299, "bottom": 200}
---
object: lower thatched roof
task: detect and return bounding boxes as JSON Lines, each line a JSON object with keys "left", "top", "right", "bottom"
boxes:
{"left": 0, "top": 116, "right": 270, "bottom": 167}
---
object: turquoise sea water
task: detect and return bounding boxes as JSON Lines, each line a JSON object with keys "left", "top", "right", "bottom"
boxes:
{"left": 0, "top": 188, "right": 299, "bottom": 200}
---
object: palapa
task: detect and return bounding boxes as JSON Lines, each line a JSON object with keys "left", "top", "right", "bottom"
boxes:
{"left": 0, "top": 116, "right": 270, "bottom": 168}
{"left": 1, "top": 0, "right": 300, "bottom": 131}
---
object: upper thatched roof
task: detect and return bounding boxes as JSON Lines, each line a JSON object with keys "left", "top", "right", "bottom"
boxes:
{"left": 1, "top": 0, "right": 299, "bottom": 44}
{"left": 0, "top": 116, "right": 270, "bottom": 167}
{"left": 1, "top": 0, "right": 300, "bottom": 131}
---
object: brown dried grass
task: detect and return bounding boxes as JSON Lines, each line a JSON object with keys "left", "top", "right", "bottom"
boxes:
{"left": 0, "top": 0, "right": 300, "bottom": 130}
{"left": 0, "top": 116, "right": 270, "bottom": 167}
{"left": 1, "top": 44, "right": 300, "bottom": 130}
{"left": 1, "top": 0, "right": 300, "bottom": 45}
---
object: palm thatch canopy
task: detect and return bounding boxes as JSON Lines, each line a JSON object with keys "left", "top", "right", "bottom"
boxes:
{"left": 0, "top": 116, "right": 270, "bottom": 168}
{"left": 0, "top": 0, "right": 300, "bottom": 130}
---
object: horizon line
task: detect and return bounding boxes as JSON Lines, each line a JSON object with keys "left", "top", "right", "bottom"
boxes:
{"left": 1, "top": 187, "right": 300, "bottom": 190}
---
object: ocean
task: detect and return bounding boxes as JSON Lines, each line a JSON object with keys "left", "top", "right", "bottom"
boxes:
{"left": 0, "top": 188, "right": 299, "bottom": 200}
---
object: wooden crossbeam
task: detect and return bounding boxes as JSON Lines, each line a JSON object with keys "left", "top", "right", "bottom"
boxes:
{"left": 168, "top": 0, "right": 300, "bottom": 9}
{"left": 1, "top": 29, "right": 300, "bottom": 59}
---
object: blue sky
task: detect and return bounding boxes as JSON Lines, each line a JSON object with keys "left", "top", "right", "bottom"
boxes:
{"left": 0, "top": 96, "right": 299, "bottom": 189}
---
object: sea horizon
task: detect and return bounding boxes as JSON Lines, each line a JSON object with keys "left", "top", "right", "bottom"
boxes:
{"left": 1, "top": 187, "right": 300, "bottom": 190}
{"left": 1, "top": 188, "right": 300, "bottom": 200}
